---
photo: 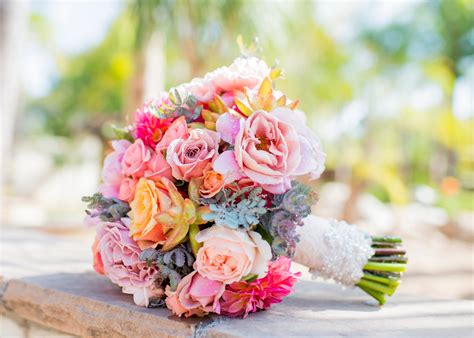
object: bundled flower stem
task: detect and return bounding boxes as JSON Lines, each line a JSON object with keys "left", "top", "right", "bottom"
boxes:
{"left": 357, "top": 236, "right": 407, "bottom": 305}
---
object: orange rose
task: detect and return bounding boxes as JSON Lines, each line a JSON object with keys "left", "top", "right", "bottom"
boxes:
{"left": 200, "top": 169, "right": 225, "bottom": 198}
{"left": 129, "top": 177, "right": 196, "bottom": 251}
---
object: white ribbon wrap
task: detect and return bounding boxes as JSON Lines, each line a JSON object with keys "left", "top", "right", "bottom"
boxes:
{"left": 293, "top": 215, "right": 374, "bottom": 287}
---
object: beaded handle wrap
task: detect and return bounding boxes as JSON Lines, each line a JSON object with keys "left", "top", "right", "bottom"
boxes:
{"left": 294, "top": 215, "right": 374, "bottom": 287}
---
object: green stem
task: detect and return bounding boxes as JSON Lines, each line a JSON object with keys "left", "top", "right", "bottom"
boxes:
{"left": 362, "top": 273, "right": 401, "bottom": 287}
{"left": 357, "top": 278, "right": 396, "bottom": 296}
{"left": 372, "top": 236, "right": 402, "bottom": 243}
{"left": 364, "top": 261, "right": 406, "bottom": 273}
{"left": 357, "top": 284, "right": 386, "bottom": 305}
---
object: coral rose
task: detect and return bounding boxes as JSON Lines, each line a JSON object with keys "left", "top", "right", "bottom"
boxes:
{"left": 91, "top": 236, "right": 105, "bottom": 275}
{"left": 129, "top": 177, "right": 196, "bottom": 251}
{"left": 165, "top": 271, "right": 225, "bottom": 317}
{"left": 144, "top": 150, "right": 172, "bottom": 181}
{"left": 199, "top": 167, "right": 225, "bottom": 198}
{"left": 234, "top": 110, "right": 301, "bottom": 194}
{"left": 156, "top": 116, "right": 189, "bottom": 150}
{"left": 122, "top": 139, "right": 151, "bottom": 178}
{"left": 195, "top": 226, "right": 272, "bottom": 284}
{"left": 166, "top": 128, "right": 220, "bottom": 181}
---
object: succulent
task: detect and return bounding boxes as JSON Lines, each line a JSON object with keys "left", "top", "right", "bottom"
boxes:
{"left": 263, "top": 182, "right": 318, "bottom": 258}
{"left": 140, "top": 243, "right": 195, "bottom": 292}
{"left": 201, "top": 185, "right": 268, "bottom": 229}
{"left": 150, "top": 88, "right": 202, "bottom": 123}
{"left": 82, "top": 193, "right": 130, "bottom": 222}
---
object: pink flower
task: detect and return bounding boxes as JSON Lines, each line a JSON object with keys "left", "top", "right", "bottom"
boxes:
{"left": 92, "top": 236, "right": 105, "bottom": 275}
{"left": 220, "top": 256, "right": 300, "bottom": 318}
{"left": 216, "top": 112, "right": 241, "bottom": 144}
{"left": 134, "top": 96, "right": 174, "bottom": 148}
{"left": 212, "top": 57, "right": 270, "bottom": 93}
{"left": 118, "top": 177, "right": 138, "bottom": 203}
{"left": 156, "top": 116, "right": 189, "bottom": 150}
{"left": 99, "top": 140, "right": 131, "bottom": 198}
{"left": 166, "top": 128, "right": 220, "bottom": 181}
{"left": 185, "top": 78, "right": 217, "bottom": 103}
{"left": 123, "top": 283, "right": 164, "bottom": 307}
{"left": 96, "top": 221, "right": 158, "bottom": 290}
{"left": 144, "top": 150, "right": 172, "bottom": 181}
{"left": 165, "top": 271, "right": 225, "bottom": 317}
{"left": 195, "top": 226, "right": 272, "bottom": 284}
{"left": 272, "top": 107, "right": 326, "bottom": 179}
{"left": 234, "top": 110, "right": 301, "bottom": 194}
{"left": 122, "top": 139, "right": 152, "bottom": 178}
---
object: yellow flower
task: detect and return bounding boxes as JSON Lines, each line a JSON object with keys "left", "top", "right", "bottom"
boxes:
{"left": 129, "top": 177, "right": 196, "bottom": 251}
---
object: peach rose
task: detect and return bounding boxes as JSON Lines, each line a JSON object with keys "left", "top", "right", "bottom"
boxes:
{"left": 195, "top": 226, "right": 272, "bottom": 284}
{"left": 118, "top": 178, "right": 137, "bottom": 203}
{"left": 199, "top": 166, "right": 225, "bottom": 198}
{"left": 122, "top": 139, "right": 151, "bottom": 178}
{"left": 144, "top": 150, "right": 172, "bottom": 181}
{"left": 234, "top": 110, "right": 301, "bottom": 194}
{"left": 129, "top": 177, "right": 196, "bottom": 250}
{"left": 165, "top": 271, "right": 225, "bottom": 317}
{"left": 166, "top": 128, "right": 220, "bottom": 181}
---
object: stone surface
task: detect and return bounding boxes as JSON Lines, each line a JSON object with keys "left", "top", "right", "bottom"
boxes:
{"left": 1, "top": 228, "right": 473, "bottom": 337}
{"left": 1, "top": 272, "right": 473, "bottom": 338}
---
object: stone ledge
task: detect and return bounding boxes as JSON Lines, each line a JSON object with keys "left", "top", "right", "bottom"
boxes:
{"left": 1, "top": 272, "right": 473, "bottom": 338}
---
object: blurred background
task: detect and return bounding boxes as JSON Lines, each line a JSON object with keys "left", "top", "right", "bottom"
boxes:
{"left": 1, "top": 0, "right": 472, "bottom": 300}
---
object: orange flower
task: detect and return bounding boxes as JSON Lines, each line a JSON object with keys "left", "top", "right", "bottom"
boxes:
{"left": 129, "top": 177, "right": 196, "bottom": 251}
{"left": 200, "top": 169, "right": 225, "bottom": 198}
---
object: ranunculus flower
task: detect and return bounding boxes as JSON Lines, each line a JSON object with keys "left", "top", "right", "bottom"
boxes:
{"left": 220, "top": 256, "right": 300, "bottom": 318}
{"left": 96, "top": 221, "right": 158, "bottom": 290}
{"left": 165, "top": 271, "right": 225, "bottom": 317}
{"left": 99, "top": 140, "right": 131, "bottom": 198}
{"left": 134, "top": 95, "right": 174, "bottom": 148}
{"left": 122, "top": 139, "right": 152, "bottom": 178}
{"left": 272, "top": 107, "right": 326, "bottom": 179}
{"left": 118, "top": 177, "right": 138, "bottom": 203}
{"left": 129, "top": 177, "right": 196, "bottom": 251}
{"left": 144, "top": 150, "right": 172, "bottom": 181}
{"left": 234, "top": 110, "right": 301, "bottom": 194}
{"left": 195, "top": 226, "right": 272, "bottom": 284}
{"left": 166, "top": 128, "right": 220, "bottom": 181}
{"left": 92, "top": 236, "right": 105, "bottom": 275}
{"left": 156, "top": 116, "right": 189, "bottom": 150}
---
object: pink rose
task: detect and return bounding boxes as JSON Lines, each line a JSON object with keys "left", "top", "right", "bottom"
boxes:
{"left": 156, "top": 116, "right": 189, "bottom": 150}
{"left": 272, "top": 107, "right": 326, "bottom": 179}
{"left": 195, "top": 226, "right": 272, "bottom": 284}
{"left": 118, "top": 177, "right": 138, "bottom": 203}
{"left": 166, "top": 129, "right": 220, "bottom": 181}
{"left": 234, "top": 110, "right": 301, "bottom": 194}
{"left": 186, "top": 78, "right": 217, "bottom": 103}
{"left": 96, "top": 221, "right": 158, "bottom": 290}
{"left": 99, "top": 140, "right": 131, "bottom": 198}
{"left": 144, "top": 150, "right": 172, "bottom": 181}
{"left": 212, "top": 57, "right": 270, "bottom": 92}
{"left": 165, "top": 271, "right": 225, "bottom": 317}
{"left": 121, "top": 139, "right": 152, "bottom": 178}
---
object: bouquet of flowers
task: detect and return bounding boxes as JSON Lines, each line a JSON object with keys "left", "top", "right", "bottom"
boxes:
{"left": 83, "top": 56, "right": 407, "bottom": 318}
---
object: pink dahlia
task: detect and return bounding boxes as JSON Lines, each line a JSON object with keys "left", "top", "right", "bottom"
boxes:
{"left": 134, "top": 96, "right": 173, "bottom": 148}
{"left": 219, "top": 256, "right": 300, "bottom": 318}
